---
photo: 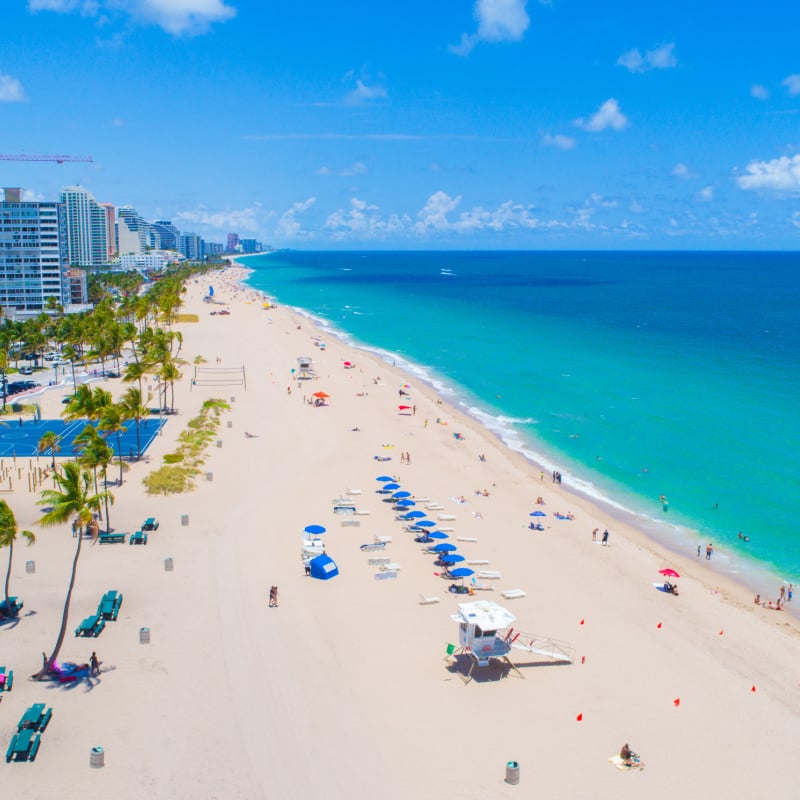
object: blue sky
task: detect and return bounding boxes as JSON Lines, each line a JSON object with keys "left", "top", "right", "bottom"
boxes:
{"left": 2, "top": 0, "right": 800, "bottom": 249}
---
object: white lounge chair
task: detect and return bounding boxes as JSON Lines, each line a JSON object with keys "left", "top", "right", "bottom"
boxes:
{"left": 477, "top": 570, "right": 501, "bottom": 579}
{"left": 438, "top": 514, "right": 457, "bottom": 521}
{"left": 470, "top": 577, "right": 493, "bottom": 592}
{"left": 426, "top": 504, "right": 445, "bottom": 510}
{"left": 502, "top": 589, "right": 527, "bottom": 599}
{"left": 374, "top": 535, "right": 392, "bottom": 543}
{"left": 346, "top": 488, "right": 362, "bottom": 495}
{"left": 468, "top": 559, "right": 490, "bottom": 565}
{"left": 418, "top": 594, "right": 441, "bottom": 605}
{"left": 381, "top": 562, "right": 401, "bottom": 571}
{"left": 457, "top": 536, "right": 478, "bottom": 542}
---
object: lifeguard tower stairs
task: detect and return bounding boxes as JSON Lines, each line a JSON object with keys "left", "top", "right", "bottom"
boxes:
{"left": 447, "top": 601, "right": 574, "bottom": 684}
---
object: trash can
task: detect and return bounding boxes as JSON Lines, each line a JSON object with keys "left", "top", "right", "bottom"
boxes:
{"left": 216, "top": 439, "right": 222, "bottom": 448}
{"left": 226, "top": 420, "right": 232, "bottom": 429}
{"left": 230, "top": 396, "right": 236, "bottom": 403}
{"left": 181, "top": 514, "right": 189, "bottom": 527}
{"left": 90, "top": 746, "right": 105, "bottom": 768}
{"left": 139, "top": 627, "right": 150, "bottom": 644}
{"left": 206, "top": 472, "right": 213, "bottom": 481}
{"left": 505, "top": 760, "right": 520, "bottom": 785}
{"left": 164, "top": 557, "right": 174, "bottom": 572}
{"left": 25, "top": 559, "right": 35, "bottom": 574}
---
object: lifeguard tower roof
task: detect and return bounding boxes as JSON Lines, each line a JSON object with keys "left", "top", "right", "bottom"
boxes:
{"left": 451, "top": 600, "right": 516, "bottom": 630}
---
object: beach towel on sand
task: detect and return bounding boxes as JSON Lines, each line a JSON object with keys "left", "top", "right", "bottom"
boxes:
{"left": 608, "top": 755, "right": 644, "bottom": 771}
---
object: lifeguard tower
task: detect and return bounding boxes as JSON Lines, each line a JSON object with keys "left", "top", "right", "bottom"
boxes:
{"left": 447, "top": 600, "right": 575, "bottom": 683}
{"left": 296, "top": 356, "right": 316, "bottom": 380}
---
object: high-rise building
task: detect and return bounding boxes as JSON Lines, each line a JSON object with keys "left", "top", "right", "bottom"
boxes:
{"left": 117, "top": 206, "right": 151, "bottom": 254}
{"left": 99, "top": 202, "right": 117, "bottom": 259}
{"left": 226, "top": 232, "right": 240, "bottom": 252}
{"left": 60, "top": 185, "right": 108, "bottom": 267}
{"left": 0, "top": 187, "right": 71, "bottom": 313}
{"left": 240, "top": 238, "right": 259, "bottom": 253}
{"left": 151, "top": 220, "right": 179, "bottom": 251}
{"left": 204, "top": 242, "right": 224, "bottom": 256}
{"left": 178, "top": 232, "right": 204, "bottom": 261}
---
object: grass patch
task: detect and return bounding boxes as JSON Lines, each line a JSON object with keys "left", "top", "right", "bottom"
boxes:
{"left": 142, "top": 397, "right": 230, "bottom": 495}
{"left": 174, "top": 313, "right": 199, "bottom": 323}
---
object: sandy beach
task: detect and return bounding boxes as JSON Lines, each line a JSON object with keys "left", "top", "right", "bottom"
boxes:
{"left": 2, "top": 263, "right": 799, "bottom": 799}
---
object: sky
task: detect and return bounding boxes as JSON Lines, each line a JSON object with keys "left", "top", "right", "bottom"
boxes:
{"left": 2, "top": 0, "right": 800, "bottom": 249}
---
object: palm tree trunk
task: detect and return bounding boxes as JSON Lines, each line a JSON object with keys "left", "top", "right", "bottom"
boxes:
{"left": 103, "top": 470, "right": 110, "bottom": 532}
{"left": 116, "top": 432, "right": 123, "bottom": 484}
{"left": 3, "top": 540, "right": 12, "bottom": 611}
{"left": 135, "top": 416, "right": 142, "bottom": 459}
{"left": 33, "top": 530, "right": 82, "bottom": 679}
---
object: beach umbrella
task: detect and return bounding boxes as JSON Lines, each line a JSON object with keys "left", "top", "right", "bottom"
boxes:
{"left": 312, "top": 391, "right": 330, "bottom": 399}
{"left": 304, "top": 525, "right": 326, "bottom": 536}
{"left": 382, "top": 483, "right": 401, "bottom": 491}
{"left": 406, "top": 510, "right": 426, "bottom": 519}
{"left": 343, "top": 361, "right": 353, "bottom": 367}
{"left": 440, "top": 554, "right": 465, "bottom": 565}
{"left": 448, "top": 567, "right": 475, "bottom": 578}
{"left": 530, "top": 510, "right": 547, "bottom": 517}
{"left": 415, "top": 519, "right": 436, "bottom": 528}
{"left": 427, "top": 531, "right": 449, "bottom": 540}
{"left": 432, "top": 542, "right": 457, "bottom": 552}
{"left": 398, "top": 405, "right": 412, "bottom": 410}
{"left": 376, "top": 476, "right": 394, "bottom": 482}
{"left": 395, "top": 499, "right": 415, "bottom": 507}
{"left": 392, "top": 490, "right": 412, "bottom": 498}
{"left": 659, "top": 568, "right": 680, "bottom": 579}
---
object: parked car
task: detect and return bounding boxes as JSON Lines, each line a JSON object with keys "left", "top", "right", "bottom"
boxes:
{"left": 19, "top": 366, "right": 33, "bottom": 375}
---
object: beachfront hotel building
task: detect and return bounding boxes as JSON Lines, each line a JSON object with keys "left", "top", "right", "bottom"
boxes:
{"left": 178, "top": 232, "right": 204, "bottom": 261}
{"left": 100, "top": 202, "right": 117, "bottom": 260}
{"left": 117, "top": 205, "right": 151, "bottom": 255}
{"left": 60, "top": 185, "right": 108, "bottom": 267}
{"left": 226, "top": 232, "right": 240, "bottom": 252}
{"left": 151, "top": 220, "right": 179, "bottom": 251}
{"left": 0, "top": 187, "right": 71, "bottom": 314}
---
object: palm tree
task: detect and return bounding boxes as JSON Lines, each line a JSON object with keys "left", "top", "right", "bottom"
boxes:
{"left": 73, "top": 426, "right": 115, "bottom": 528}
{"left": 0, "top": 500, "right": 35, "bottom": 617}
{"left": 119, "top": 386, "right": 147, "bottom": 460}
{"left": 37, "top": 431, "right": 61, "bottom": 470}
{"left": 159, "top": 359, "right": 182, "bottom": 413}
{"left": 35, "top": 462, "right": 106, "bottom": 678}
{"left": 98, "top": 404, "right": 127, "bottom": 484}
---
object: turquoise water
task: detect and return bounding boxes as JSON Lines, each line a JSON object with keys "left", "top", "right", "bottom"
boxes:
{"left": 240, "top": 251, "right": 800, "bottom": 587}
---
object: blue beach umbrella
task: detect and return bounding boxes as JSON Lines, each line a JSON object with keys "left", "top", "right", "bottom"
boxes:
{"left": 432, "top": 542, "right": 457, "bottom": 553}
{"left": 530, "top": 510, "right": 547, "bottom": 517}
{"left": 392, "top": 490, "right": 412, "bottom": 499}
{"left": 448, "top": 567, "right": 475, "bottom": 578}
{"left": 415, "top": 519, "right": 436, "bottom": 528}
{"left": 382, "top": 483, "right": 401, "bottom": 491}
{"left": 427, "top": 531, "right": 449, "bottom": 540}
{"left": 304, "top": 525, "right": 326, "bottom": 536}
{"left": 406, "top": 510, "right": 426, "bottom": 519}
{"left": 440, "top": 554, "right": 465, "bottom": 565}
{"left": 396, "top": 499, "right": 416, "bottom": 507}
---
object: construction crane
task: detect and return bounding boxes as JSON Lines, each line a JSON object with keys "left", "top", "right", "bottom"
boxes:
{"left": 0, "top": 154, "right": 93, "bottom": 165}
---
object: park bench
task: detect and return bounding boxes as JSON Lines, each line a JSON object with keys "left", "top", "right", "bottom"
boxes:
{"left": 97, "top": 590, "right": 123, "bottom": 621}
{"left": 129, "top": 531, "right": 148, "bottom": 545}
{"left": 74, "top": 614, "right": 105, "bottom": 638}
{"left": 98, "top": 532, "right": 126, "bottom": 544}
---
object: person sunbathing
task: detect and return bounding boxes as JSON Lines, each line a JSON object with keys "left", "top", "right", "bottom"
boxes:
{"left": 663, "top": 581, "right": 679, "bottom": 595}
{"left": 620, "top": 743, "right": 638, "bottom": 766}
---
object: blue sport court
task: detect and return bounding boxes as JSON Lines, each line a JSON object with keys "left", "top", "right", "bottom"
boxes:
{"left": 0, "top": 418, "right": 167, "bottom": 459}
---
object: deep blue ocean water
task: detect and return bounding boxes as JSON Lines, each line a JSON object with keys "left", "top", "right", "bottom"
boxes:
{"left": 240, "top": 251, "right": 800, "bottom": 590}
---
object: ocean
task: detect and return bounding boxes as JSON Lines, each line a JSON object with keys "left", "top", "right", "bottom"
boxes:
{"left": 239, "top": 250, "right": 800, "bottom": 591}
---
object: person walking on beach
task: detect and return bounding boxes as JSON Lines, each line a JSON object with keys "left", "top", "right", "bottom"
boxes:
{"left": 779, "top": 585, "right": 786, "bottom": 604}
{"left": 269, "top": 586, "right": 279, "bottom": 607}
{"left": 788, "top": 583, "right": 793, "bottom": 602}
{"left": 697, "top": 545, "right": 701, "bottom": 558}
{"left": 90, "top": 651, "right": 99, "bottom": 677}
{"left": 706, "top": 543, "right": 713, "bottom": 560}
{"left": 601, "top": 529, "right": 609, "bottom": 546}
{"left": 592, "top": 528, "right": 598, "bottom": 542}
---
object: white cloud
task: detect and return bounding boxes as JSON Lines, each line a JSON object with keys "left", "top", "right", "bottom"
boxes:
{"left": 174, "top": 204, "right": 264, "bottom": 233}
{"left": 541, "top": 132, "right": 575, "bottom": 150}
{"left": 629, "top": 199, "right": 646, "bottom": 213}
{"left": 275, "top": 198, "right": 316, "bottom": 239}
{"left": 28, "top": 0, "right": 235, "bottom": 35}
{"left": 736, "top": 154, "right": 800, "bottom": 192}
{"left": 782, "top": 74, "right": 800, "bottom": 96}
{"left": 450, "top": 0, "right": 530, "bottom": 56}
{"left": 791, "top": 211, "right": 800, "bottom": 229}
{"left": 672, "top": 163, "right": 697, "bottom": 180}
{"left": 617, "top": 43, "right": 676, "bottom": 73}
{"left": 575, "top": 98, "right": 629, "bottom": 132}
{"left": 751, "top": 84, "right": 769, "bottom": 100}
{"left": 323, "top": 198, "right": 409, "bottom": 241}
{"left": 316, "top": 162, "right": 368, "bottom": 177}
{"left": 697, "top": 185, "right": 714, "bottom": 202}
{"left": 22, "top": 189, "right": 45, "bottom": 201}
{"left": 344, "top": 80, "right": 387, "bottom": 106}
{"left": 0, "top": 73, "right": 27, "bottom": 102}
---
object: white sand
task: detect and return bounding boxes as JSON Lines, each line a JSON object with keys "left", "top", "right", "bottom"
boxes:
{"left": 3, "top": 265, "right": 799, "bottom": 798}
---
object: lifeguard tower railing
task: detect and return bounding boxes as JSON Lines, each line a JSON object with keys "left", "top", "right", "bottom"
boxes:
{"left": 499, "top": 628, "right": 575, "bottom": 665}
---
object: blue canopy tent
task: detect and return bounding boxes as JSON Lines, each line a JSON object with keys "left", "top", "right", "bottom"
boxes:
{"left": 309, "top": 553, "right": 339, "bottom": 581}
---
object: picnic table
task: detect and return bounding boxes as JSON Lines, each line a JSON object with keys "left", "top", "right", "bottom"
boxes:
{"left": 0, "top": 596, "right": 23, "bottom": 617}
{"left": 74, "top": 613, "right": 105, "bottom": 637}
{"left": 142, "top": 517, "right": 159, "bottom": 531}
{"left": 130, "top": 530, "right": 148, "bottom": 545}
{"left": 0, "top": 665, "right": 13, "bottom": 692}
{"left": 18, "top": 703, "right": 52, "bottom": 732}
{"left": 6, "top": 728, "right": 41, "bottom": 763}
{"left": 98, "top": 532, "right": 126, "bottom": 544}
{"left": 98, "top": 590, "right": 123, "bottom": 621}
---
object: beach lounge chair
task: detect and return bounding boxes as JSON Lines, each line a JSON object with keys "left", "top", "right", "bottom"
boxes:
{"left": 438, "top": 514, "right": 457, "bottom": 521}
{"left": 346, "top": 488, "right": 362, "bottom": 495}
{"left": 426, "top": 504, "right": 445, "bottom": 511}
{"left": 477, "top": 570, "right": 501, "bottom": 579}
{"left": 457, "top": 537, "right": 478, "bottom": 542}
{"left": 418, "top": 594, "right": 441, "bottom": 604}
{"left": 470, "top": 577, "right": 493, "bottom": 592}
{"left": 501, "top": 589, "right": 527, "bottom": 599}
{"left": 374, "top": 535, "right": 392, "bottom": 543}
{"left": 0, "top": 667, "right": 13, "bottom": 692}
{"left": 468, "top": 559, "right": 490, "bottom": 565}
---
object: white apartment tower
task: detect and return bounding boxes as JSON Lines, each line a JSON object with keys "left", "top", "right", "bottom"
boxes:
{"left": 60, "top": 185, "right": 108, "bottom": 267}
{"left": 0, "top": 187, "right": 70, "bottom": 313}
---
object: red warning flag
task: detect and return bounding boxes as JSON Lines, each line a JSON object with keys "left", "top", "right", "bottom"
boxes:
{"left": 719, "top": 630, "right": 724, "bottom": 635}
{"left": 579, "top": 619, "right": 585, "bottom": 625}
{"left": 751, "top": 685, "right": 757, "bottom": 692}
{"left": 576, "top": 713, "right": 583, "bottom": 721}
{"left": 673, "top": 698, "right": 681, "bottom": 707}
{"left": 581, "top": 655, "right": 586, "bottom": 664}
{"left": 657, "top": 622, "right": 662, "bottom": 629}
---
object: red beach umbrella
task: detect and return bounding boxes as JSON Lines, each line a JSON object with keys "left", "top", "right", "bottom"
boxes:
{"left": 398, "top": 405, "right": 412, "bottom": 410}
{"left": 312, "top": 391, "right": 330, "bottom": 399}
{"left": 658, "top": 568, "right": 680, "bottom": 579}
